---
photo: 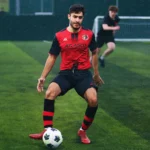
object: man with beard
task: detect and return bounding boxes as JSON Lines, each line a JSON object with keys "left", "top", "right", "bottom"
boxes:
{"left": 29, "top": 4, "right": 104, "bottom": 144}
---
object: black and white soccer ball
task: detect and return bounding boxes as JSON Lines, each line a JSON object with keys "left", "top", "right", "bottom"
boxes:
{"left": 42, "top": 128, "right": 63, "bottom": 149}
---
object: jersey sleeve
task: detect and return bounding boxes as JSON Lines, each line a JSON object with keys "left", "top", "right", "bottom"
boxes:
{"left": 49, "top": 35, "right": 61, "bottom": 56}
{"left": 103, "top": 15, "right": 109, "bottom": 24}
{"left": 89, "top": 33, "right": 97, "bottom": 52}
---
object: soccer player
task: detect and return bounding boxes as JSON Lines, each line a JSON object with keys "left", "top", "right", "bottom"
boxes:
{"left": 29, "top": 4, "right": 104, "bottom": 144}
{"left": 97, "top": 5, "right": 120, "bottom": 67}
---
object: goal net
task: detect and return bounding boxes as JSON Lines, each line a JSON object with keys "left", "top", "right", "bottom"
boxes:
{"left": 92, "top": 16, "right": 150, "bottom": 42}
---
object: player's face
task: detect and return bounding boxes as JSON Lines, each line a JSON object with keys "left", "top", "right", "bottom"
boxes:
{"left": 109, "top": 11, "right": 117, "bottom": 19}
{"left": 68, "top": 12, "right": 84, "bottom": 31}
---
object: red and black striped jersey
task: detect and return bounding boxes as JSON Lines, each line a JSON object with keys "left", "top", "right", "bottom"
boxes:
{"left": 49, "top": 27, "right": 97, "bottom": 70}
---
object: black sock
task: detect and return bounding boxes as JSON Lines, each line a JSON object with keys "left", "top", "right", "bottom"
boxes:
{"left": 81, "top": 105, "right": 98, "bottom": 130}
{"left": 43, "top": 99, "right": 55, "bottom": 128}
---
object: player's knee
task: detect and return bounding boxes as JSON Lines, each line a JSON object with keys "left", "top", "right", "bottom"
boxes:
{"left": 108, "top": 43, "right": 115, "bottom": 51}
{"left": 87, "top": 96, "right": 98, "bottom": 107}
{"left": 45, "top": 88, "right": 57, "bottom": 100}
{"left": 109, "top": 45, "right": 115, "bottom": 51}
{"left": 112, "top": 45, "right": 115, "bottom": 51}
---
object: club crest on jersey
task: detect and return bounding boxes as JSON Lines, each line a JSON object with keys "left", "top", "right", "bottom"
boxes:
{"left": 63, "top": 38, "right": 68, "bottom": 41}
{"left": 82, "top": 35, "right": 89, "bottom": 40}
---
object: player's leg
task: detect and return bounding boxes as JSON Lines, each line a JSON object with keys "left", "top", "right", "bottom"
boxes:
{"left": 75, "top": 71, "right": 98, "bottom": 144}
{"left": 102, "top": 42, "right": 116, "bottom": 57}
{"left": 82, "top": 87, "right": 98, "bottom": 128}
{"left": 29, "top": 82, "right": 61, "bottom": 140}
{"left": 99, "top": 37, "right": 115, "bottom": 67}
{"left": 29, "top": 73, "right": 72, "bottom": 140}
{"left": 42, "top": 83, "right": 61, "bottom": 129}
{"left": 42, "top": 73, "right": 72, "bottom": 129}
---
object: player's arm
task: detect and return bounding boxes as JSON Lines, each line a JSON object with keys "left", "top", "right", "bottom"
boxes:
{"left": 91, "top": 50, "right": 104, "bottom": 85}
{"left": 89, "top": 34, "right": 104, "bottom": 85}
{"left": 91, "top": 50, "right": 99, "bottom": 75}
{"left": 102, "top": 24, "right": 120, "bottom": 31}
{"left": 102, "top": 15, "right": 120, "bottom": 31}
{"left": 113, "top": 15, "right": 121, "bottom": 34}
{"left": 37, "top": 35, "right": 61, "bottom": 92}
{"left": 40, "top": 54, "right": 57, "bottom": 79}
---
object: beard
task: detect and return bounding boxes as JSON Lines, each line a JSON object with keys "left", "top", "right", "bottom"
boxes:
{"left": 70, "top": 21, "right": 81, "bottom": 31}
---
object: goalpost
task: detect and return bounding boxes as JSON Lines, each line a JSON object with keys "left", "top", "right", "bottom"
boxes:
{"left": 92, "top": 16, "right": 150, "bottom": 42}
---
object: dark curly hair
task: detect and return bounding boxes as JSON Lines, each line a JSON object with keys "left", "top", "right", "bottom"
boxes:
{"left": 69, "top": 4, "right": 85, "bottom": 15}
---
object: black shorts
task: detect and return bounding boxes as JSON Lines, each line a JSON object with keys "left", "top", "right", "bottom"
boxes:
{"left": 51, "top": 70, "right": 98, "bottom": 97}
{"left": 97, "top": 35, "right": 115, "bottom": 48}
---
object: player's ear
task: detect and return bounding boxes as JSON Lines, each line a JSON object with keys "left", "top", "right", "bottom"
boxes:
{"left": 68, "top": 14, "right": 71, "bottom": 20}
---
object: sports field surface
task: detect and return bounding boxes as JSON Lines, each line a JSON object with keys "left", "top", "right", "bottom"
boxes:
{"left": 0, "top": 41, "right": 150, "bottom": 150}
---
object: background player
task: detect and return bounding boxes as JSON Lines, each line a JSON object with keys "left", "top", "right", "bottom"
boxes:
{"left": 29, "top": 4, "right": 104, "bottom": 144}
{"left": 97, "top": 5, "right": 120, "bottom": 67}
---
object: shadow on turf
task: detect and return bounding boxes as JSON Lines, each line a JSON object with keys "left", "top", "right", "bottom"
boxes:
{"left": 98, "top": 61, "right": 150, "bottom": 141}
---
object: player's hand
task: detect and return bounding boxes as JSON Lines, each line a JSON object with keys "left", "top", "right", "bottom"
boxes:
{"left": 114, "top": 26, "right": 120, "bottom": 31}
{"left": 93, "top": 74, "right": 104, "bottom": 86}
{"left": 37, "top": 77, "right": 45, "bottom": 92}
